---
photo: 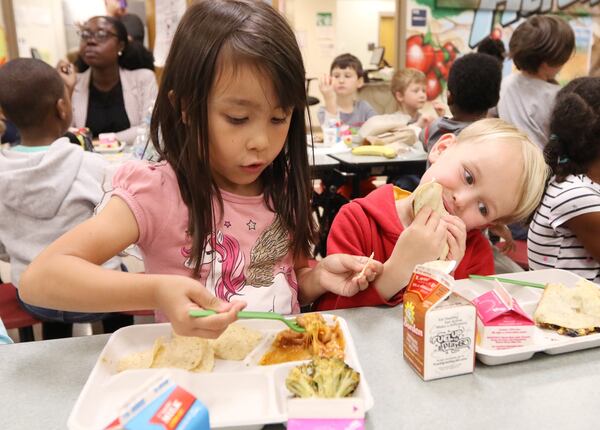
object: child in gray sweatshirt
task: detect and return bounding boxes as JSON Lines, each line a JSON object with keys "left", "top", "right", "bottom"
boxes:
{"left": 0, "top": 58, "right": 130, "bottom": 339}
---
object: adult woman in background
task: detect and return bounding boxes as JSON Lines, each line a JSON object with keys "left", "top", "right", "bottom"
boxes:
{"left": 59, "top": 16, "right": 157, "bottom": 144}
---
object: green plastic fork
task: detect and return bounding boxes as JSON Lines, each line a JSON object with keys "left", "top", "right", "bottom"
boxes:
{"left": 188, "top": 309, "right": 306, "bottom": 333}
{"left": 468, "top": 274, "right": 545, "bottom": 289}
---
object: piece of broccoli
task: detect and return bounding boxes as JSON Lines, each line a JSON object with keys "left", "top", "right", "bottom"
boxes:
{"left": 286, "top": 362, "right": 317, "bottom": 398}
{"left": 286, "top": 358, "right": 360, "bottom": 398}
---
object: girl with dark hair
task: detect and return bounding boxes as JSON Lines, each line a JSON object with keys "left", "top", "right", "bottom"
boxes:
{"left": 528, "top": 77, "right": 600, "bottom": 283}
{"left": 21, "top": 0, "right": 382, "bottom": 337}
{"left": 58, "top": 16, "right": 157, "bottom": 143}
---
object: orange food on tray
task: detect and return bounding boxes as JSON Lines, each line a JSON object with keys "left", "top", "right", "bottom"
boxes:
{"left": 259, "top": 313, "right": 345, "bottom": 365}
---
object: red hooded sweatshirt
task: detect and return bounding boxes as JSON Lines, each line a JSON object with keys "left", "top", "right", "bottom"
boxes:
{"left": 314, "top": 184, "right": 494, "bottom": 311}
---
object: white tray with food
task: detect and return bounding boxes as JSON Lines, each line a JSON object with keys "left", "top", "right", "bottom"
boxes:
{"left": 453, "top": 269, "right": 600, "bottom": 366}
{"left": 93, "top": 133, "right": 126, "bottom": 153}
{"left": 68, "top": 313, "right": 374, "bottom": 430}
{"left": 93, "top": 140, "right": 126, "bottom": 154}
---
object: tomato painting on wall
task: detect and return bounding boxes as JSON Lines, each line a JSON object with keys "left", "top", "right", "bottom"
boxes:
{"left": 405, "top": 31, "right": 459, "bottom": 100}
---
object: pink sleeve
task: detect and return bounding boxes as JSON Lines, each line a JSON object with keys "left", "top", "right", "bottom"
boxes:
{"left": 111, "top": 161, "right": 175, "bottom": 247}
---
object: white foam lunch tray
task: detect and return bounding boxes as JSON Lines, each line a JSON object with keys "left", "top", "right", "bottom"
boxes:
{"left": 68, "top": 314, "right": 374, "bottom": 430}
{"left": 93, "top": 140, "right": 126, "bottom": 153}
{"left": 453, "top": 269, "right": 600, "bottom": 366}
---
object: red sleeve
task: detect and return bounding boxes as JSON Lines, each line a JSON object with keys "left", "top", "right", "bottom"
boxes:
{"left": 454, "top": 230, "right": 494, "bottom": 279}
{"left": 312, "top": 203, "right": 403, "bottom": 311}
{"left": 326, "top": 203, "right": 368, "bottom": 256}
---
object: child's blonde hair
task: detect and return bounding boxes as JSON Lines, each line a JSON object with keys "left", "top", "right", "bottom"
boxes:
{"left": 390, "top": 68, "right": 425, "bottom": 97}
{"left": 457, "top": 118, "right": 549, "bottom": 224}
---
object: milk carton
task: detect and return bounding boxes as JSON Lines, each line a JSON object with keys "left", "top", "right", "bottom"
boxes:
{"left": 105, "top": 375, "right": 209, "bottom": 430}
{"left": 403, "top": 265, "right": 476, "bottom": 381}
{"left": 472, "top": 286, "right": 534, "bottom": 350}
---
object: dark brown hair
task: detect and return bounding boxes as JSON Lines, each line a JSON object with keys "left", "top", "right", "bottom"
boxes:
{"left": 151, "top": 0, "right": 316, "bottom": 275}
{"left": 330, "top": 53, "right": 364, "bottom": 78}
{"left": 0, "top": 58, "right": 64, "bottom": 130}
{"left": 509, "top": 15, "right": 574, "bottom": 73}
{"left": 545, "top": 77, "right": 600, "bottom": 182}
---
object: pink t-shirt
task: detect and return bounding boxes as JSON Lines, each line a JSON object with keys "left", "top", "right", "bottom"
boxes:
{"left": 112, "top": 161, "right": 300, "bottom": 317}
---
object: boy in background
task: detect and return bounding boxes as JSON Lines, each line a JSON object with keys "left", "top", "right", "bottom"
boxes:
{"left": 477, "top": 36, "right": 506, "bottom": 63}
{"left": 0, "top": 58, "right": 130, "bottom": 339}
{"left": 360, "top": 68, "right": 442, "bottom": 137}
{"left": 390, "top": 68, "right": 432, "bottom": 127}
{"left": 318, "top": 53, "right": 377, "bottom": 128}
{"left": 498, "top": 15, "right": 574, "bottom": 149}
{"left": 421, "top": 53, "right": 502, "bottom": 154}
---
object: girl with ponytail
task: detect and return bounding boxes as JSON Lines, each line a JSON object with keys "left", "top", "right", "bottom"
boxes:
{"left": 528, "top": 77, "right": 600, "bottom": 283}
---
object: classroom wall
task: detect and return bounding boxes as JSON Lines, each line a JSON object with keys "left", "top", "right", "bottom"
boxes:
{"left": 285, "top": 0, "right": 336, "bottom": 80}
{"left": 336, "top": 0, "right": 395, "bottom": 69}
{"left": 13, "top": 0, "right": 67, "bottom": 65}
{"left": 284, "top": 0, "right": 336, "bottom": 126}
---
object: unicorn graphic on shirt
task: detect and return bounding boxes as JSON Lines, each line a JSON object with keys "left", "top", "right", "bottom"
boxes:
{"left": 180, "top": 216, "right": 299, "bottom": 314}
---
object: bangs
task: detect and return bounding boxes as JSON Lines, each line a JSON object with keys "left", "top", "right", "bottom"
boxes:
{"left": 213, "top": 41, "right": 305, "bottom": 112}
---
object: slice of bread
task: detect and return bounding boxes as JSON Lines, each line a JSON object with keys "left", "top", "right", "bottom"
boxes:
{"left": 534, "top": 280, "right": 600, "bottom": 335}
{"left": 412, "top": 181, "right": 449, "bottom": 260}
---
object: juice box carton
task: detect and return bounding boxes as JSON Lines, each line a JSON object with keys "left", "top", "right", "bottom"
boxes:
{"left": 403, "top": 265, "right": 476, "bottom": 381}
{"left": 105, "top": 374, "right": 209, "bottom": 430}
{"left": 472, "top": 286, "right": 534, "bottom": 350}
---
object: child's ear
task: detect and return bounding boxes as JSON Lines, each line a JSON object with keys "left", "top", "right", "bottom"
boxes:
{"left": 56, "top": 98, "right": 69, "bottom": 121}
{"left": 168, "top": 90, "right": 189, "bottom": 125}
{"left": 428, "top": 133, "right": 457, "bottom": 164}
{"left": 394, "top": 90, "right": 403, "bottom": 104}
{"left": 356, "top": 75, "right": 364, "bottom": 89}
{"left": 447, "top": 91, "right": 454, "bottom": 106}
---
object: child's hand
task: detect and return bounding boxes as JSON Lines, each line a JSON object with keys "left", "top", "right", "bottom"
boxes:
{"left": 155, "top": 275, "right": 246, "bottom": 338}
{"left": 56, "top": 60, "right": 76, "bottom": 92}
{"left": 391, "top": 207, "right": 448, "bottom": 268}
{"left": 315, "top": 254, "right": 383, "bottom": 297}
{"left": 372, "top": 207, "right": 448, "bottom": 300}
{"left": 432, "top": 101, "right": 446, "bottom": 117}
{"left": 490, "top": 223, "right": 516, "bottom": 254}
{"left": 417, "top": 114, "right": 435, "bottom": 129}
{"left": 443, "top": 214, "right": 467, "bottom": 264}
{"left": 319, "top": 73, "right": 336, "bottom": 102}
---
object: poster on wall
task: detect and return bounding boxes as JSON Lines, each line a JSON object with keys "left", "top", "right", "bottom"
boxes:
{"left": 406, "top": 0, "right": 597, "bottom": 101}
{"left": 154, "top": 0, "right": 186, "bottom": 67}
{"left": 316, "top": 12, "right": 335, "bottom": 59}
